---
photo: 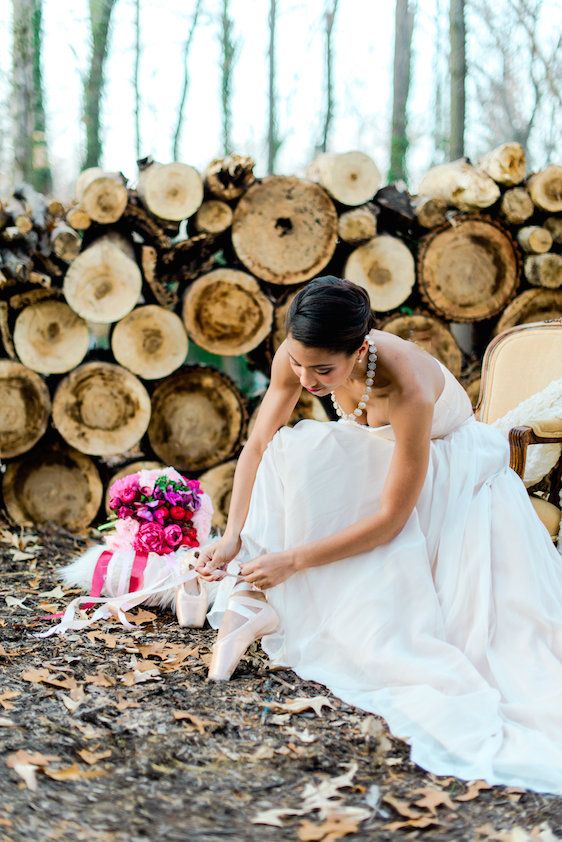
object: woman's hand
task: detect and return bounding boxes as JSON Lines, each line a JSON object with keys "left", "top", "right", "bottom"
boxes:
{"left": 240, "top": 551, "right": 297, "bottom": 590}
{"left": 195, "top": 534, "right": 242, "bottom": 581}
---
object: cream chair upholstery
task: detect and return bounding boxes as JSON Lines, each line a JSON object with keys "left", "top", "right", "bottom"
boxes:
{"left": 477, "top": 320, "right": 562, "bottom": 542}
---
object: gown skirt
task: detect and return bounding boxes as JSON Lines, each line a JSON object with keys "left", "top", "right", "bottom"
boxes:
{"left": 208, "top": 362, "right": 562, "bottom": 794}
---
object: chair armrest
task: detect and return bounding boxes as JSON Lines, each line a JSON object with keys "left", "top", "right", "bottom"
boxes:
{"left": 508, "top": 425, "right": 562, "bottom": 478}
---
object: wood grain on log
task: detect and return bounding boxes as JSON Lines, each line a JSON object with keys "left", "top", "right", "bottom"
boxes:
{"left": 479, "top": 142, "right": 526, "bottom": 186}
{"left": 63, "top": 233, "right": 142, "bottom": 323}
{"left": 111, "top": 305, "right": 188, "bottom": 379}
{"left": 148, "top": 366, "right": 246, "bottom": 472}
{"left": 524, "top": 253, "right": 562, "bottom": 289}
{"left": 182, "top": 269, "right": 273, "bottom": 355}
{"left": 306, "top": 151, "right": 381, "bottom": 206}
{"left": 122, "top": 202, "right": 172, "bottom": 249}
{"left": 204, "top": 154, "right": 256, "bottom": 200}
{"left": 337, "top": 205, "right": 377, "bottom": 243}
{"left": 418, "top": 216, "right": 520, "bottom": 321}
{"left": 66, "top": 204, "right": 92, "bottom": 230}
{"left": 232, "top": 176, "right": 338, "bottom": 284}
{"left": 198, "top": 459, "right": 237, "bottom": 531}
{"left": 160, "top": 234, "right": 218, "bottom": 283}
{"left": 52, "top": 362, "right": 151, "bottom": 456}
{"left": 194, "top": 200, "right": 233, "bottom": 234}
{"left": 272, "top": 289, "right": 302, "bottom": 353}
{"left": 141, "top": 245, "right": 178, "bottom": 310}
{"left": 0, "top": 302, "right": 17, "bottom": 359}
{"left": 517, "top": 226, "right": 553, "bottom": 254}
{"left": 137, "top": 161, "right": 203, "bottom": 221}
{"left": 3, "top": 442, "right": 102, "bottom": 529}
{"left": 344, "top": 235, "right": 415, "bottom": 312}
{"left": 418, "top": 159, "right": 500, "bottom": 211}
{"left": 544, "top": 217, "right": 562, "bottom": 245}
{"left": 51, "top": 224, "right": 81, "bottom": 262}
{"left": 413, "top": 195, "right": 448, "bottom": 228}
{"left": 527, "top": 165, "right": 562, "bottom": 213}
{"left": 495, "top": 289, "right": 562, "bottom": 334}
{"left": 380, "top": 311, "right": 463, "bottom": 377}
{"left": 75, "top": 168, "right": 128, "bottom": 224}
{"left": 13, "top": 301, "right": 89, "bottom": 375}
{"left": 0, "top": 360, "right": 50, "bottom": 457}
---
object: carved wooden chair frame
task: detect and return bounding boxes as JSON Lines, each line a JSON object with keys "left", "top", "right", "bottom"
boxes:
{"left": 475, "top": 319, "right": 562, "bottom": 507}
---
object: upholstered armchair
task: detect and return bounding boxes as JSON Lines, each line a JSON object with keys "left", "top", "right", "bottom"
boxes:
{"left": 476, "top": 320, "right": 562, "bottom": 543}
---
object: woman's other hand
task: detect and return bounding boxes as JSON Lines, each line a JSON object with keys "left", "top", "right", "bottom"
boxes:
{"left": 195, "top": 534, "right": 242, "bottom": 581}
{"left": 240, "top": 551, "right": 296, "bottom": 590}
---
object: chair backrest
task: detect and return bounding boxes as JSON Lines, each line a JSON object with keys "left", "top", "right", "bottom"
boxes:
{"left": 477, "top": 319, "right": 562, "bottom": 424}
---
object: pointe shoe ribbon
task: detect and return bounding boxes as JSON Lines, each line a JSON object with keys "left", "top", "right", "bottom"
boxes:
{"left": 208, "top": 590, "right": 279, "bottom": 681}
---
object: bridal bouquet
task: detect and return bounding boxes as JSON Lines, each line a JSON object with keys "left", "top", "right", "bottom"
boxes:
{"left": 37, "top": 467, "right": 215, "bottom": 638}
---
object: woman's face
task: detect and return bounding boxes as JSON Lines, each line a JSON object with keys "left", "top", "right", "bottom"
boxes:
{"left": 286, "top": 335, "right": 367, "bottom": 396}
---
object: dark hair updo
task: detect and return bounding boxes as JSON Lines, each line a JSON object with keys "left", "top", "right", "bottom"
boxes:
{"left": 285, "top": 275, "right": 375, "bottom": 355}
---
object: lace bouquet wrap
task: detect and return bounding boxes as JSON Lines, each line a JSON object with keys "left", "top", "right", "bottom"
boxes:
{"left": 38, "top": 467, "right": 216, "bottom": 637}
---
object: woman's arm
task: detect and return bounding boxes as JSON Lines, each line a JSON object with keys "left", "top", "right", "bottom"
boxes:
{"left": 240, "top": 391, "right": 434, "bottom": 587}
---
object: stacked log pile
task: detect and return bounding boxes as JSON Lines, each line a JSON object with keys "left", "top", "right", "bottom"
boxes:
{"left": 0, "top": 145, "right": 560, "bottom": 530}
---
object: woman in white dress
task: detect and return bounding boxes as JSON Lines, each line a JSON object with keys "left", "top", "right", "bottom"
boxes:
{"left": 195, "top": 276, "right": 562, "bottom": 794}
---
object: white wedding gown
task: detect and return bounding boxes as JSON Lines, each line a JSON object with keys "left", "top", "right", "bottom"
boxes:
{"left": 209, "top": 361, "right": 562, "bottom": 794}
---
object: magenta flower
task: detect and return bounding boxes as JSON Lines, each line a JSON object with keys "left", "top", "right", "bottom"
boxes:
{"left": 118, "top": 506, "right": 134, "bottom": 519}
{"left": 136, "top": 505, "right": 154, "bottom": 521}
{"left": 135, "top": 521, "right": 166, "bottom": 554}
{"left": 109, "top": 496, "right": 121, "bottom": 511}
{"left": 163, "top": 524, "right": 183, "bottom": 549}
{"left": 120, "top": 486, "right": 138, "bottom": 504}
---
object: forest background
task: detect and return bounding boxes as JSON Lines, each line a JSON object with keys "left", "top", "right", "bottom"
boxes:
{"left": 0, "top": 0, "right": 561, "bottom": 201}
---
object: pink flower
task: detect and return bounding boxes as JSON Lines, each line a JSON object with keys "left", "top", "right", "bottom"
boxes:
{"left": 109, "top": 496, "right": 121, "bottom": 511}
{"left": 105, "top": 517, "right": 139, "bottom": 552}
{"left": 120, "top": 486, "right": 138, "bottom": 503}
{"left": 154, "top": 506, "right": 169, "bottom": 524}
{"left": 118, "top": 506, "right": 134, "bottom": 519}
{"left": 163, "top": 523, "right": 183, "bottom": 549}
{"left": 191, "top": 492, "right": 213, "bottom": 544}
{"left": 109, "top": 474, "right": 140, "bottom": 500}
{"left": 135, "top": 521, "right": 166, "bottom": 554}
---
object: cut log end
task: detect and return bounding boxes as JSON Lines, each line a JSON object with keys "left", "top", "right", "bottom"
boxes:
{"left": 0, "top": 361, "right": 51, "bottom": 458}
{"left": 337, "top": 206, "right": 377, "bottom": 243}
{"left": 479, "top": 142, "right": 526, "bottom": 186}
{"left": 182, "top": 269, "right": 273, "bottom": 355}
{"left": 137, "top": 162, "right": 204, "bottom": 221}
{"left": 344, "top": 235, "right": 415, "bottom": 312}
{"left": 204, "top": 154, "right": 256, "bottom": 200}
{"left": 527, "top": 165, "right": 562, "bottom": 213}
{"left": 517, "top": 226, "right": 553, "bottom": 254}
{"left": 13, "top": 301, "right": 89, "bottom": 375}
{"left": 111, "top": 305, "right": 189, "bottom": 379}
{"left": 524, "top": 253, "right": 562, "bottom": 289}
{"left": 194, "top": 200, "right": 234, "bottom": 234}
{"left": 495, "top": 289, "right": 562, "bottom": 334}
{"left": 381, "top": 312, "right": 463, "bottom": 377}
{"left": 75, "top": 169, "right": 128, "bottom": 224}
{"left": 306, "top": 151, "right": 381, "bottom": 206}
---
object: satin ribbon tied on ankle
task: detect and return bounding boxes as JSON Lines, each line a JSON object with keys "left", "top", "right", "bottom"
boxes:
{"left": 35, "top": 548, "right": 200, "bottom": 638}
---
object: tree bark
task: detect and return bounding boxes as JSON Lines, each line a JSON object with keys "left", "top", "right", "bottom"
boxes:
{"left": 84, "top": 0, "right": 118, "bottom": 169}
{"left": 12, "top": 0, "right": 52, "bottom": 192}
{"left": 267, "top": 0, "right": 281, "bottom": 174}
{"left": 449, "top": 0, "right": 466, "bottom": 159}
{"left": 133, "top": 0, "right": 141, "bottom": 159}
{"left": 220, "top": 0, "right": 236, "bottom": 154}
{"left": 388, "top": 0, "right": 415, "bottom": 182}
{"left": 172, "top": 0, "right": 203, "bottom": 161}
{"left": 319, "top": 0, "right": 339, "bottom": 153}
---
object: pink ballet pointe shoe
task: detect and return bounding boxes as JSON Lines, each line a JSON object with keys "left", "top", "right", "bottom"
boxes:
{"left": 208, "top": 594, "right": 279, "bottom": 681}
{"left": 175, "top": 577, "right": 208, "bottom": 628}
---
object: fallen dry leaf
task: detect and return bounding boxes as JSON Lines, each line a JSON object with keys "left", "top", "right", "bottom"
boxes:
{"left": 382, "top": 794, "right": 422, "bottom": 820}
{"left": 260, "top": 695, "right": 335, "bottom": 717}
{"left": 86, "top": 630, "right": 119, "bottom": 648}
{"left": 121, "top": 667, "right": 161, "bottom": 686}
{"left": 298, "top": 812, "right": 361, "bottom": 841}
{"left": 123, "top": 608, "right": 157, "bottom": 625}
{"left": 21, "top": 667, "right": 78, "bottom": 690}
{"left": 0, "top": 690, "right": 20, "bottom": 711}
{"left": 5, "top": 596, "right": 32, "bottom": 611}
{"left": 413, "top": 786, "right": 457, "bottom": 814}
{"left": 252, "top": 807, "right": 305, "bottom": 827}
{"left": 172, "top": 709, "right": 216, "bottom": 734}
{"left": 0, "top": 717, "right": 16, "bottom": 727}
{"left": 43, "top": 763, "right": 107, "bottom": 781}
{"left": 384, "top": 816, "right": 442, "bottom": 831}
{"left": 456, "top": 779, "right": 493, "bottom": 802}
{"left": 78, "top": 749, "right": 112, "bottom": 765}
{"left": 85, "top": 672, "right": 116, "bottom": 688}
{"left": 6, "top": 750, "right": 60, "bottom": 767}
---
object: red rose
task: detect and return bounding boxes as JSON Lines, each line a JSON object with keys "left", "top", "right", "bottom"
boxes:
{"left": 170, "top": 506, "right": 187, "bottom": 521}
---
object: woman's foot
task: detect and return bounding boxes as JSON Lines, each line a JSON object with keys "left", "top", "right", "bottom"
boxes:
{"left": 175, "top": 576, "right": 208, "bottom": 628}
{"left": 208, "top": 583, "right": 279, "bottom": 681}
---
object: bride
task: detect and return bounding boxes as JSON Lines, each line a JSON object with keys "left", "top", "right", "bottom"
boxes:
{"left": 193, "top": 275, "right": 562, "bottom": 794}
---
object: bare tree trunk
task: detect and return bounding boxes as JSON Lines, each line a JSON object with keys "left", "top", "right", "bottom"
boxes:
{"left": 172, "top": 0, "right": 203, "bottom": 161}
{"left": 267, "top": 0, "right": 281, "bottom": 174}
{"left": 133, "top": 0, "right": 141, "bottom": 160}
{"left": 12, "top": 0, "right": 52, "bottom": 192}
{"left": 84, "top": 0, "right": 118, "bottom": 169}
{"left": 220, "top": 0, "right": 236, "bottom": 154}
{"left": 449, "top": 0, "right": 466, "bottom": 159}
{"left": 431, "top": 0, "right": 447, "bottom": 165}
{"left": 319, "top": 0, "right": 339, "bottom": 154}
{"left": 388, "top": 0, "right": 415, "bottom": 182}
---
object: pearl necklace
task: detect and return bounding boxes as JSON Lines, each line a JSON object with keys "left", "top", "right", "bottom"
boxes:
{"left": 330, "top": 330, "right": 377, "bottom": 425}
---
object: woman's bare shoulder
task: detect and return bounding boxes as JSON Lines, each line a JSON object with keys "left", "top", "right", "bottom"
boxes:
{"left": 374, "top": 331, "right": 445, "bottom": 403}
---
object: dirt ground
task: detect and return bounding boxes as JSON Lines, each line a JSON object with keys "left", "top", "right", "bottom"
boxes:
{"left": 1, "top": 523, "right": 561, "bottom": 842}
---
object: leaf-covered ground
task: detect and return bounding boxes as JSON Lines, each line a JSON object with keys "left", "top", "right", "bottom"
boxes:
{"left": 1, "top": 523, "right": 561, "bottom": 842}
